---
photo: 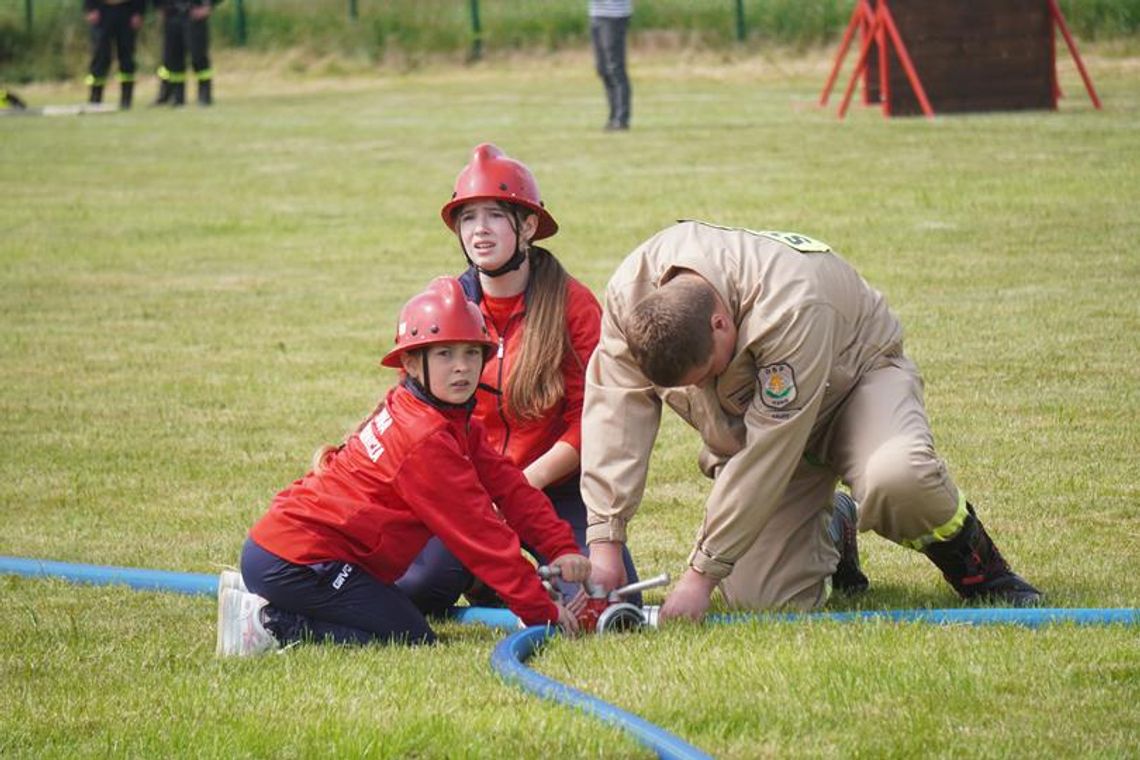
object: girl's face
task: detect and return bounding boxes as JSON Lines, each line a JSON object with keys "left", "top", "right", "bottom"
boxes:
{"left": 456, "top": 200, "right": 538, "bottom": 271}
{"left": 402, "top": 342, "right": 485, "bottom": 404}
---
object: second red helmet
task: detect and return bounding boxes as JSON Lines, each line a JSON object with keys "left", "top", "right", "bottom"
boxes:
{"left": 380, "top": 277, "right": 497, "bottom": 368}
{"left": 440, "top": 143, "right": 559, "bottom": 240}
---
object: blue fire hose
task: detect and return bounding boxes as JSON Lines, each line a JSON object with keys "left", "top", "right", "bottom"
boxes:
{"left": 491, "top": 625, "right": 712, "bottom": 760}
{"left": 0, "top": 555, "right": 216, "bottom": 595}
{"left": 447, "top": 603, "right": 1140, "bottom": 630}
{"left": 5, "top": 555, "right": 1138, "bottom": 760}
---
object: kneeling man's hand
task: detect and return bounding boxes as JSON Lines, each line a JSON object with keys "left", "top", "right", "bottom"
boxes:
{"left": 659, "top": 568, "right": 718, "bottom": 622}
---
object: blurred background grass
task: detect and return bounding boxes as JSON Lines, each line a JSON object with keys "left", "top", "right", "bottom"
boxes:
{"left": 3, "top": 0, "right": 1140, "bottom": 82}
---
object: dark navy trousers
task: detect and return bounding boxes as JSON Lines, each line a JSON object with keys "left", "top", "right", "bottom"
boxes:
{"left": 395, "top": 478, "right": 641, "bottom": 614}
{"left": 241, "top": 538, "right": 436, "bottom": 647}
{"left": 88, "top": 4, "right": 138, "bottom": 84}
{"left": 590, "top": 14, "right": 631, "bottom": 127}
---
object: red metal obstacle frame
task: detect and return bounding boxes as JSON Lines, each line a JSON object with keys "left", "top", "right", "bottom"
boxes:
{"left": 818, "top": 0, "right": 1102, "bottom": 119}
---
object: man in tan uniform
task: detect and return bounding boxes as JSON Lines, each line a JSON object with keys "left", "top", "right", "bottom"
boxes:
{"left": 582, "top": 221, "right": 1041, "bottom": 621}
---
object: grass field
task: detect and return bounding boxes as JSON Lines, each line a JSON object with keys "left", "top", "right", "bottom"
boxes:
{"left": 2, "top": 46, "right": 1139, "bottom": 758}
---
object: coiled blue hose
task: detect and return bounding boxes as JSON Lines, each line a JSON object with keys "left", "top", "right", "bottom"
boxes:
{"left": 491, "top": 625, "right": 712, "bottom": 760}
{"left": 5, "top": 555, "right": 1138, "bottom": 760}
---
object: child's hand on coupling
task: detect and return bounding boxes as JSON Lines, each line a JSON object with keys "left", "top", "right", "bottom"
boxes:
{"left": 551, "top": 553, "right": 591, "bottom": 583}
{"left": 555, "top": 602, "right": 581, "bottom": 637}
{"left": 564, "top": 588, "right": 588, "bottom": 616}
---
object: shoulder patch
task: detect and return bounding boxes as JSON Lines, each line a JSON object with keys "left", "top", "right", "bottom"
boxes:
{"left": 357, "top": 408, "right": 394, "bottom": 462}
{"left": 759, "top": 363, "right": 798, "bottom": 409}
{"left": 752, "top": 230, "right": 832, "bottom": 253}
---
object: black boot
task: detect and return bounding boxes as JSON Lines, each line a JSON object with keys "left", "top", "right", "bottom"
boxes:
{"left": 828, "top": 492, "right": 869, "bottom": 594}
{"left": 152, "top": 80, "right": 171, "bottom": 106}
{"left": 462, "top": 578, "right": 506, "bottom": 609}
{"left": 170, "top": 82, "right": 185, "bottom": 107}
{"left": 88, "top": 85, "right": 104, "bottom": 104}
{"left": 119, "top": 81, "right": 134, "bottom": 110}
{"left": 2, "top": 88, "right": 27, "bottom": 110}
{"left": 197, "top": 79, "right": 212, "bottom": 106}
{"left": 923, "top": 504, "right": 1042, "bottom": 606}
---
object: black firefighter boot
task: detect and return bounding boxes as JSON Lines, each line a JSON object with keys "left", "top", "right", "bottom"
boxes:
{"left": 152, "top": 80, "right": 171, "bottom": 106}
{"left": 923, "top": 504, "right": 1042, "bottom": 606}
{"left": 119, "top": 81, "right": 134, "bottom": 110}
{"left": 169, "top": 82, "right": 186, "bottom": 107}
{"left": 829, "top": 491, "right": 870, "bottom": 594}
{"left": 88, "top": 84, "right": 104, "bottom": 105}
{"left": 197, "top": 79, "right": 212, "bottom": 106}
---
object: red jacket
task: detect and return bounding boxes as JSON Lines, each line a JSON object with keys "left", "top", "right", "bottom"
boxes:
{"left": 249, "top": 383, "right": 578, "bottom": 625}
{"left": 461, "top": 270, "right": 602, "bottom": 474}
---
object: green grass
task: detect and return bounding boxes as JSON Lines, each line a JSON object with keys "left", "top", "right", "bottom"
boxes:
{"left": 2, "top": 47, "right": 1139, "bottom": 757}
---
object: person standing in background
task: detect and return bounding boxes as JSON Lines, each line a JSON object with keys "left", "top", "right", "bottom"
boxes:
{"left": 589, "top": 0, "right": 632, "bottom": 131}
{"left": 84, "top": 0, "right": 145, "bottom": 109}
{"left": 152, "top": 0, "right": 220, "bottom": 106}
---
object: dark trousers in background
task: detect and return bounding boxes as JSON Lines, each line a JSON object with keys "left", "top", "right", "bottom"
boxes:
{"left": 590, "top": 15, "right": 631, "bottom": 128}
{"left": 87, "top": 4, "right": 138, "bottom": 85}
{"left": 162, "top": 9, "right": 212, "bottom": 81}
{"left": 396, "top": 478, "right": 643, "bottom": 615}
{"left": 241, "top": 538, "right": 436, "bottom": 647}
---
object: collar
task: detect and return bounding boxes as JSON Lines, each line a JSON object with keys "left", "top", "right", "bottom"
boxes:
{"left": 657, "top": 221, "right": 739, "bottom": 318}
{"left": 401, "top": 375, "right": 476, "bottom": 415}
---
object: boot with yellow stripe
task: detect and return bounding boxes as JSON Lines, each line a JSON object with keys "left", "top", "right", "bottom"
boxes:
{"left": 923, "top": 504, "right": 1042, "bottom": 607}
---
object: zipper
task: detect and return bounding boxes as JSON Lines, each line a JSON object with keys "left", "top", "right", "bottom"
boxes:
{"left": 489, "top": 310, "right": 524, "bottom": 456}
{"left": 494, "top": 334, "right": 511, "bottom": 455}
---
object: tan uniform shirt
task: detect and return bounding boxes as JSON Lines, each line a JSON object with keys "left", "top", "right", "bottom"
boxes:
{"left": 582, "top": 221, "right": 904, "bottom": 579}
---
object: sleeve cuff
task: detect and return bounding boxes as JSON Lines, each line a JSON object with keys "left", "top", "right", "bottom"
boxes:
{"left": 586, "top": 519, "right": 628, "bottom": 545}
{"left": 687, "top": 545, "right": 734, "bottom": 580}
{"left": 519, "top": 600, "right": 560, "bottom": 627}
{"left": 558, "top": 428, "right": 581, "bottom": 453}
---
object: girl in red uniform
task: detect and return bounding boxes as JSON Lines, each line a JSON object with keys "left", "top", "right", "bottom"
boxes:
{"left": 216, "top": 277, "right": 589, "bottom": 656}
{"left": 396, "top": 144, "right": 639, "bottom": 612}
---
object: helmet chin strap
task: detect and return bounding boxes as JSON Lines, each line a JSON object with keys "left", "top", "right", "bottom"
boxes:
{"left": 404, "top": 352, "right": 480, "bottom": 411}
{"left": 475, "top": 245, "right": 528, "bottom": 278}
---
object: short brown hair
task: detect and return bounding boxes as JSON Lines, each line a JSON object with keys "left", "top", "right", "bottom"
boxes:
{"left": 626, "top": 278, "right": 716, "bottom": 386}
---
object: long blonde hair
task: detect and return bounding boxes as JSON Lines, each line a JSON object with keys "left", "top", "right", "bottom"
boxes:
{"left": 506, "top": 244, "right": 574, "bottom": 420}
{"left": 452, "top": 201, "right": 576, "bottom": 420}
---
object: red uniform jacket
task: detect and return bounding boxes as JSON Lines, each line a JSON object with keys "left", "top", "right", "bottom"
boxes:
{"left": 461, "top": 269, "right": 602, "bottom": 474}
{"left": 249, "top": 383, "right": 578, "bottom": 625}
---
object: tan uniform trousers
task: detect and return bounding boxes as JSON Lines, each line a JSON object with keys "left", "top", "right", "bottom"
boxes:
{"left": 718, "top": 356, "right": 961, "bottom": 611}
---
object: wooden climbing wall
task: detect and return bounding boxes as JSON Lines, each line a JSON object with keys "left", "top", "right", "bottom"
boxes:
{"left": 865, "top": 0, "right": 1056, "bottom": 115}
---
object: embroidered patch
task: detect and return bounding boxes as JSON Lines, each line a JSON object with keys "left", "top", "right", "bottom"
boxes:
{"left": 359, "top": 420, "right": 385, "bottom": 462}
{"left": 759, "top": 363, "right": 797, "bottom": 409}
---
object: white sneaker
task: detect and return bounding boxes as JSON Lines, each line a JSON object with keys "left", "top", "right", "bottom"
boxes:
{"left": 216, "top": 588, "right": 278, "bottom": 657}
{"left": 217, "top": 569, "right": 248, "bottom": 596}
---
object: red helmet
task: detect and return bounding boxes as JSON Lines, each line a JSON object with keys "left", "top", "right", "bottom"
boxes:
{"left": 380, "top": 277, "right": 497, "bottom": 368}
{"left": 440, "top": 143, "right": 559, "bottom": 240}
